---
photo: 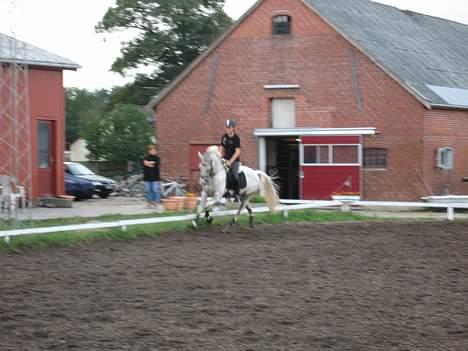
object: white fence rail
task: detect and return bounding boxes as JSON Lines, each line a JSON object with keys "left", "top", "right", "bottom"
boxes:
{"left": 1, "top": 200, "right": 468, "bottom": 244}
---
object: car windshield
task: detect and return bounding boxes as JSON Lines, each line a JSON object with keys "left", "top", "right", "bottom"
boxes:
{"left": 67, "top": 163, "right": 95, "bottom": 176}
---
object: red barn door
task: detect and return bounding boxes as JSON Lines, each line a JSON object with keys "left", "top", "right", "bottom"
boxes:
{"left": 300, "top": 136, "right": 361, "bottom": 200}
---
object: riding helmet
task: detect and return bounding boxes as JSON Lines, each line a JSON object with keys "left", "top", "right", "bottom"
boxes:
{"left": 225, "top": 119, "right": 236, "bottom": 128}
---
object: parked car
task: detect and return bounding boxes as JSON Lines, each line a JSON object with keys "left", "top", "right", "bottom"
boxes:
{"left": 65, "top": 173, "right": 95, "bottom": 200}
{"left": 65, "top": 162, "right": 116, "bottom": 198}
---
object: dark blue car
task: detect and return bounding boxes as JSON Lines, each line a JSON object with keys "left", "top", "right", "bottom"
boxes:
{"left": 65, "top": 162, "right": 116, "bottom": 198}
{"left": 65, "top": 173, "right": 95, "bottom": 200}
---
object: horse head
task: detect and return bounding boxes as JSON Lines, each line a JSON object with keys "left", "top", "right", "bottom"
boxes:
{"left": 198, "top": 145, "right": 223, "bottom": 187}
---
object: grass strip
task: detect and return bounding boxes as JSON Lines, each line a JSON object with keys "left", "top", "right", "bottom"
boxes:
{"left": 0, "top": 209, "right": 379, "bottom": 251}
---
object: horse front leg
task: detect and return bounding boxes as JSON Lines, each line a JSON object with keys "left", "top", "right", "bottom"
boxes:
{"left": 193, "top": 191, "right": 208, "bottom": 228}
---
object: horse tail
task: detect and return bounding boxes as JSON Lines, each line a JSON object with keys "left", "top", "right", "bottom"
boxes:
{"left": 256, "top": 171, "right": 279, "bottom": 214}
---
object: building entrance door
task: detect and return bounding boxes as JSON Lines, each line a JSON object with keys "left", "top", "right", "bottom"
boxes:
{"left": 37, "top": 120, "right": 55, "bottom": 196}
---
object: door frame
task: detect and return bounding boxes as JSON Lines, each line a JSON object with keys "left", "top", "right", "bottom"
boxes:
{"left": 37, "top": 119, "right": 56, "bottom": 196}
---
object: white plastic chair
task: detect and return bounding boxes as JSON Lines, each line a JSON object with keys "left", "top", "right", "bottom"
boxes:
{"left": 0, "top": 175, "right": 24, "bottom": 213}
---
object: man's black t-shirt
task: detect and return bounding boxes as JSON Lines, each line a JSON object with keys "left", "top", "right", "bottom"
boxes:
{"left": 143, "top": 155, "right": 160, "bottom": 181}
{"left": 221, "top": 133, "right": 241, "bottom": 161}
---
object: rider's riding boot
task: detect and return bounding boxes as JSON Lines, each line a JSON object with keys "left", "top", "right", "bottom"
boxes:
{"left": 233, "top": 179, "right": 240, "bottom": 202}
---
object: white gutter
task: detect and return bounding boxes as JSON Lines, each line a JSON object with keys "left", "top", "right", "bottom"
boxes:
{"left": 254, "top": 127, "right": 376, "bottom": 137}
{"left": 263, "top": 84, "right": 300, "bottom": 89}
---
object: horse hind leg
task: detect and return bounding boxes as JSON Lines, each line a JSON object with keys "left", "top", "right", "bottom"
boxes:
{"left": 223, "top": 199, "right": 248, "bottom": 233}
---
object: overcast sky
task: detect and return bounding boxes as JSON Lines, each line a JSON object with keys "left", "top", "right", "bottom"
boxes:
{"left": 0, "top": 0, "right": 467, "bottom": 91}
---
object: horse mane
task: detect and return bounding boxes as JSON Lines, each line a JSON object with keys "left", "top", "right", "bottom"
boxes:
{"left": 206, "top": 145, "right": 221, "bottom": 156}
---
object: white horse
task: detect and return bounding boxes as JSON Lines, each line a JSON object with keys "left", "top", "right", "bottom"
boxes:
{"left": 193, "top": 145, "right": 279, "bottom": 229}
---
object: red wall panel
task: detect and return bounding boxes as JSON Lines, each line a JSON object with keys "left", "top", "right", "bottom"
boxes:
{"left": 302, "top": 165, "right": 360, "bottom": 200}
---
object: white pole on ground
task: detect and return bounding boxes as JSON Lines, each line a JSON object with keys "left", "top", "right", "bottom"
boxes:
{"left": 447, "top": 207, "right": 454, "bottom": 221}
{"left": 340, "top": 202, "right": 350, "bottom": 212}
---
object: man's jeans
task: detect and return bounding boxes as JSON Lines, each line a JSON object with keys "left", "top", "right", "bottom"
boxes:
{"left": 144, "top": 181, "right": 161, "bottom": 203}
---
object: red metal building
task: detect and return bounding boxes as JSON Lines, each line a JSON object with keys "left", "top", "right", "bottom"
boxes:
{"left": 1, "top": 33, "right": 79, "bottom": 200}
{"left": 149, "top": 0, "right": 468, "bottom": 200}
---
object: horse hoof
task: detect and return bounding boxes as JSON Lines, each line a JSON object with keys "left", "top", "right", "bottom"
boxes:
{"left": 191, "top": 220, "right": 198, "bottom": 228}
{"left": 205, "top": 216, "right": 214, "bottom": 224}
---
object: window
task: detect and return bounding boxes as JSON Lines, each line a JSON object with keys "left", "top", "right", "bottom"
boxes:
{"left": 437, "top": 147, "right": 453, "bottom": 170}
{"left": 363, "top": 148, "right": 388, "bottom": 169}
{"left": 333, "top": 146, "right": 358, "bottom": 164}
{"left": 304, "top": 146, "right": 329, "bottom": 164}
{"left": 272, "top": 15, "right": 291, "bottom": 35}
{"left": 38, "top": 122, "right": 50, "bottom": 169}
{"left": 303, "top": 145, "right": 359, "bottom": 165}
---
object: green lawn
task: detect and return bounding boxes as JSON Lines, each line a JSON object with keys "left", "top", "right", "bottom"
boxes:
{"left": 0, "top": 209, "right": 374, "bottom": 251}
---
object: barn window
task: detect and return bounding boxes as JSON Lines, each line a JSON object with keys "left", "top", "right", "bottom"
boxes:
{"left": 437, "top": 147, "right": 453, "bottom": 170}
{"left": 363, "top": 148, "right": 388, "bottom": 169}
{"left": 272, "top": 15, "right": 291, "bottom": 35}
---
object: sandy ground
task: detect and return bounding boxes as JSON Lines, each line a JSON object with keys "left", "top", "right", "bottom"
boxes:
{"left": 1, "top": 221, "right": 467, "bottom": 350}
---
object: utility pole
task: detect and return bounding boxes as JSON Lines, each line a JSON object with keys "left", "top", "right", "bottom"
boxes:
{"left": 0, "top": 0, "right": 33, "bottom": 230}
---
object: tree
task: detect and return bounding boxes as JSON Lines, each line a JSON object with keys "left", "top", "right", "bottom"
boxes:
{"left": 65, "top": 88, "right": 109, "bottom": 147}
{"left": 96, "top": 0, "right": 233, "bottom": 105}
{"left": 83, "top": 104, "right": 154, "bottom": 162}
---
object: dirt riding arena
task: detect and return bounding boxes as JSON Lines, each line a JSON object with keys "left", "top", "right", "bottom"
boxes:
{"left": 1, "top": 221, "right": 467, "bottom": 350}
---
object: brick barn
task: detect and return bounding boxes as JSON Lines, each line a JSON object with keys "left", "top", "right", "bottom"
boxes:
{"left": 1, "top": 33, "right": 79, "bottom": 200}
{"left": 148, "top": 0, "right": 468, "bottom": 201}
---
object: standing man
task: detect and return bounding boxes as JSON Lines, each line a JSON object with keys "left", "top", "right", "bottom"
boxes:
{"left": 220, "top": 119, "right": 241, "bottom": 198}
{"left": 143, "top": 144, "right": 162, "bottom": 210}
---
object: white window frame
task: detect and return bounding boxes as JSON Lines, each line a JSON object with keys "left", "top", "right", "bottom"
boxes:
{"left": 437, "top": 147, "right": 454, "bottom": 170}
{"left": 300, "top": 144, "right": 361, "bottom": 166}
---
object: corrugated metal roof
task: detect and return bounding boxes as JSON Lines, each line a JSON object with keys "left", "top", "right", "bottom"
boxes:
{"left": 147, "top": 0, "right": 468, "bottom": 110}
{"left": 304, "top": 0, "right": 468, "bottom": 108}
{"left": 0, "top": 32, "right": 80, "bottom": 70}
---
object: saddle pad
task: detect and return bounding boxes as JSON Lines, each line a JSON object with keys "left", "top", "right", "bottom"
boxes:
{"left": 226, "top": 170, "right": 247, "bottom": 190}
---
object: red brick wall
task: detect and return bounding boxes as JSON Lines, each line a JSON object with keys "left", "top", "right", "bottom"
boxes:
{"left": 422, "top": 109, "right": 468, "bottom": 196}
{"left": 155, "top": 0, "right": 466, "bottom": 200}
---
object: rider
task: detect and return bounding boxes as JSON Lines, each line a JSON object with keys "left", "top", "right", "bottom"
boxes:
{"left": 220, "top": 119, "right": 241, "bottom": 199}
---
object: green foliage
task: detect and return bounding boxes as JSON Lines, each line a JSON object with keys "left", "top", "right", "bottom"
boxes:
{"left": 249, "top": 195, "right": 266, "bottom": 203}
{"left": 105, "top": 75, "right": 158, "bottom": 112}
{"left": 96, "top": 0, "right": 233, "bottom": 105}
{"left": 65, "top": 88, "right": 110, "bottom": 147}
{"left": 83, "top": 104, "right": 154, "bottom": 162}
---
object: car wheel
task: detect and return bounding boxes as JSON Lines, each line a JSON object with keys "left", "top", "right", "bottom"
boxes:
{"left": 98, "top": 192, "right": 110, "bottom": 199}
